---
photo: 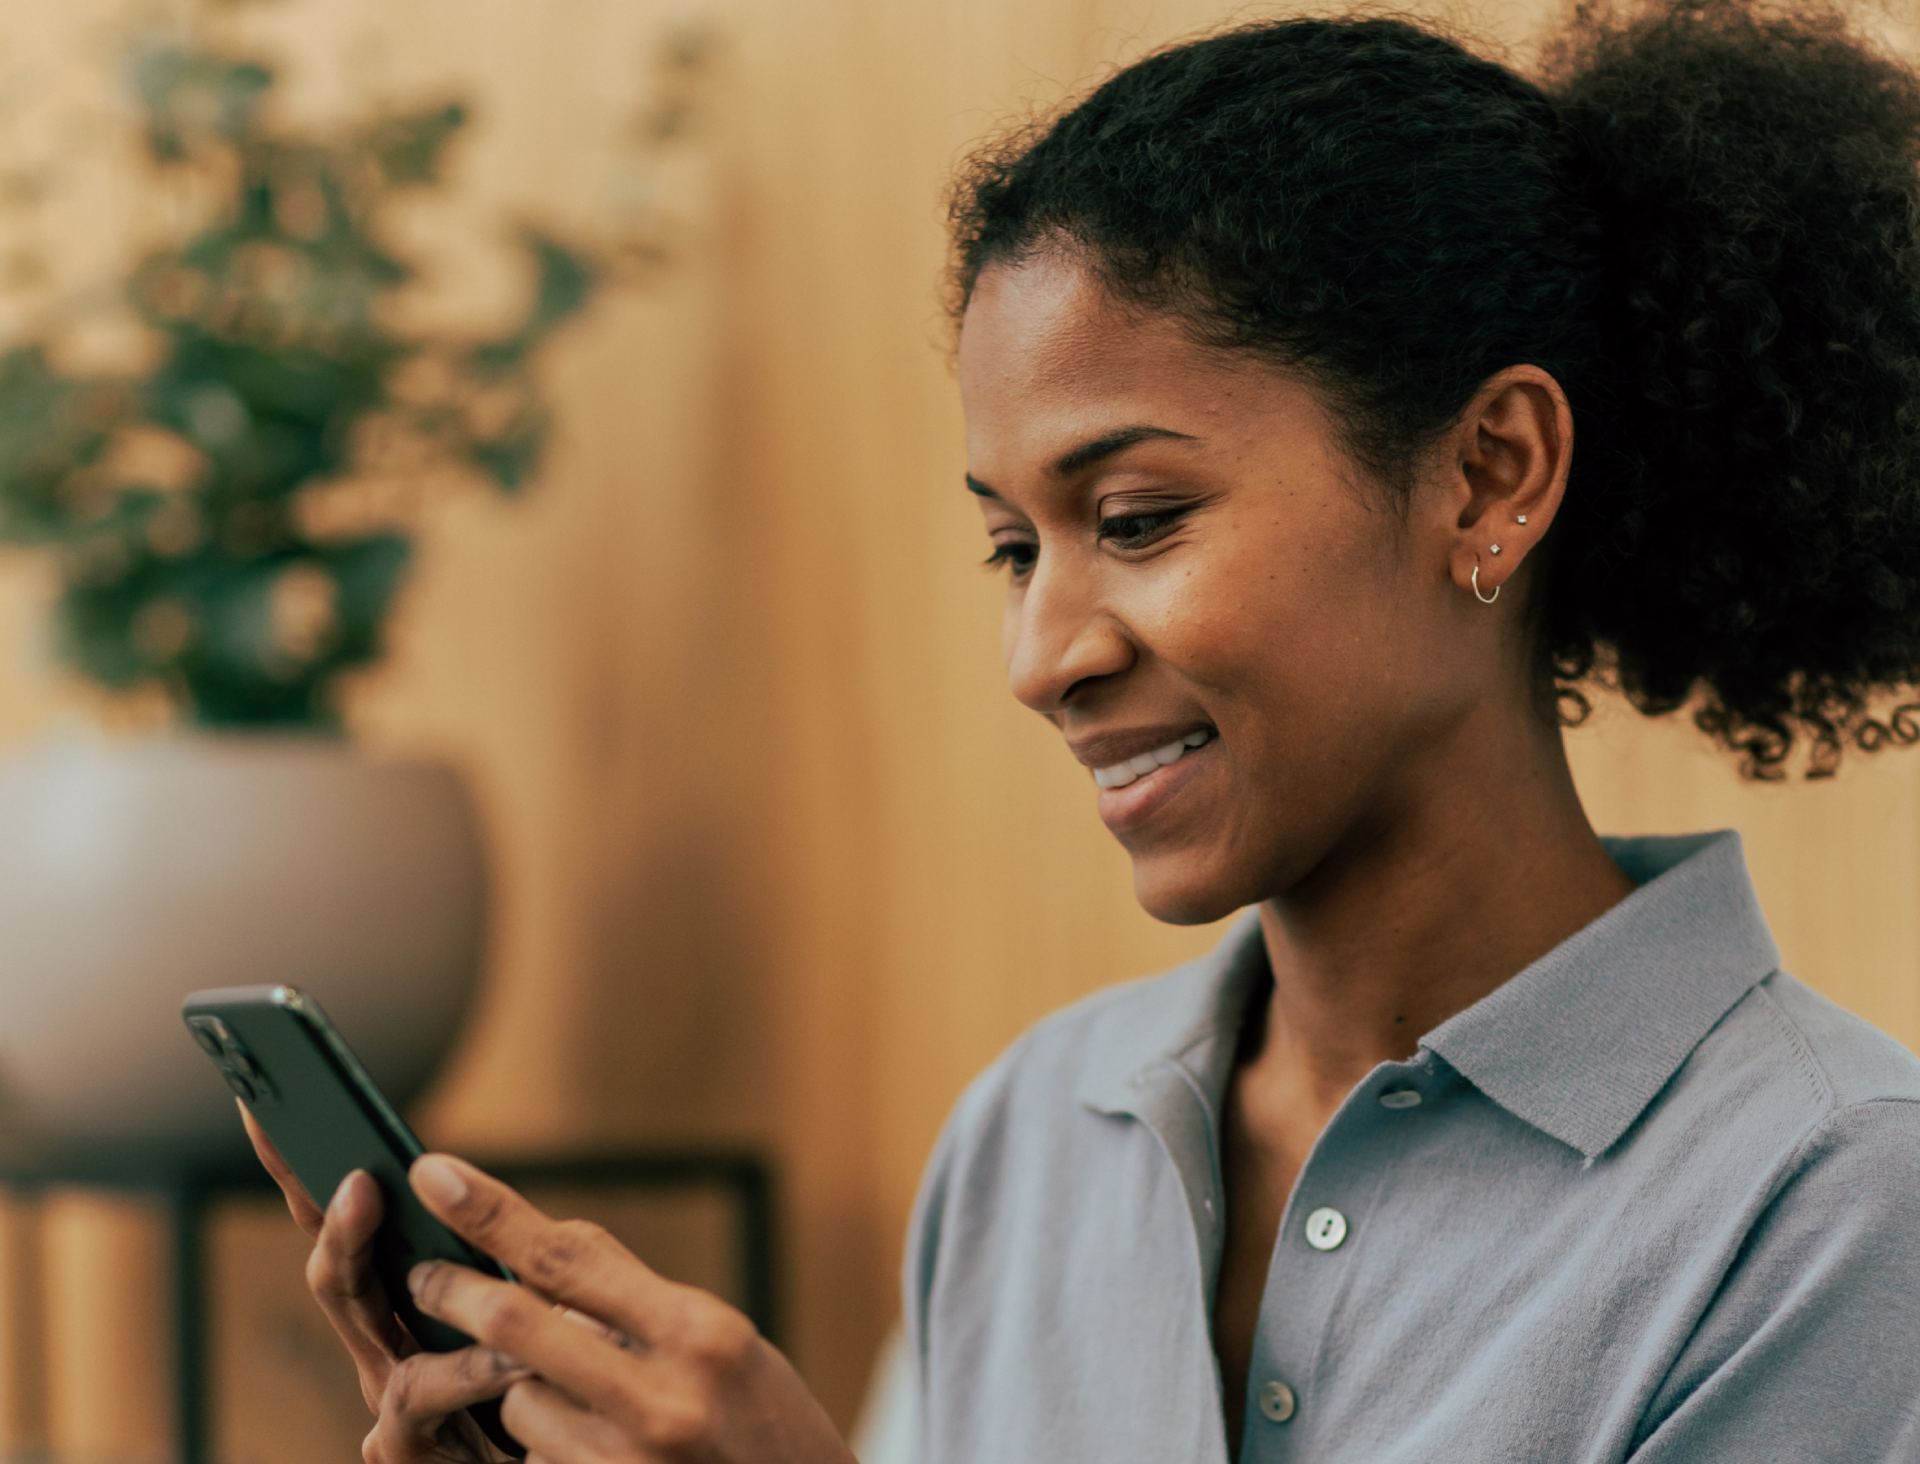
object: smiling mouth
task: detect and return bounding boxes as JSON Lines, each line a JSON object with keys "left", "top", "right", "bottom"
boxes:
{"left": 1092, "top": 727, "right": 1217, "bottom": 789}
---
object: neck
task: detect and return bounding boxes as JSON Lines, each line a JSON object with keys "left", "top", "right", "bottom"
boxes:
{"left": 1236, "top": 719, "right": 1639, "bottom": 1129}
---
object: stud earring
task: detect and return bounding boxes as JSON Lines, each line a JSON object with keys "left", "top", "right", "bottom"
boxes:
{"left": 1515, "top": 514, "right": 1526, "bottom": 524}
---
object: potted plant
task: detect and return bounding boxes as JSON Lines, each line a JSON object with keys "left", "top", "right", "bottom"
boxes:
{"left": 0, "top": 9, "right": 711, "bottom": 1171}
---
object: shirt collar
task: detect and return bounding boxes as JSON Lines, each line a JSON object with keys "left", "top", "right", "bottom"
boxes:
{"left": 1075, "top": 827, "right": 1784, "bottom": 1161}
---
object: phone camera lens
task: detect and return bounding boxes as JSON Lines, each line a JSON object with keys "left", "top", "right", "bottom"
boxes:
{"left": 224, "top": 1043, "right": 276, "bottom": 1100}
{"left": 222, "top": 1068, "right": 256, "bottom": 1103}
{"left": 190, "top": 1022, "right": 224, "bottom": 1057}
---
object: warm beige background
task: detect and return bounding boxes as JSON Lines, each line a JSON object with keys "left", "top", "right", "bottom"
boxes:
{"left": 0, "top": 0, "right": 1915, "bottom": 1457}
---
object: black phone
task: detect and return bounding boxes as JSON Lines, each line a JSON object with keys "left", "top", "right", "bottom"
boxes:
{"left": 181, "top": 984, "right": 525, "bottom": 1460}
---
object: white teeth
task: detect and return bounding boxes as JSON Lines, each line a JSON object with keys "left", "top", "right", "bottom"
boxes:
{"left": 1094, "top": 728, "right": 1215, "bottom": 790}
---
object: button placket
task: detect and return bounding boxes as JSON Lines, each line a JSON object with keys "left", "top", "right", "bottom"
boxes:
{"left": 1303, "top": 1205, "right": 1347, "bottom": 1250}
{"left": 1241, "top": 1068, "right": 1428, "bottom": 1440}
{"left": 1258, "top": 1378, "right": 1297, "bottom": 1422}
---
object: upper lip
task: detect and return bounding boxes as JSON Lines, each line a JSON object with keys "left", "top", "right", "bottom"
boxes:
{"left": 1065, "top": 721, "right": 1215, "bottom": 770}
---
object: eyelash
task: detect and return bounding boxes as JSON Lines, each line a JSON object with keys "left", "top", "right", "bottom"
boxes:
{"left": 979, "top": 510, "right": 1185, "bottom": 580}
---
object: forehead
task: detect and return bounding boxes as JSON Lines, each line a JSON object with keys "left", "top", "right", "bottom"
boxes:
{"left": 956, "top": 250, "right": 1301, "bottom": 457}
{"left": 958, "top": 251, "right": 1192, "bottom": 400}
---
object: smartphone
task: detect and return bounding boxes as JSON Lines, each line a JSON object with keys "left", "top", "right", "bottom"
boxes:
{"left": 181, "top": 984, "right": 524, "bottom": 1460}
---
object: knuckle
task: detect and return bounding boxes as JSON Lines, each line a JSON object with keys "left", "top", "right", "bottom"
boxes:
{"left": 382, "top": 1355, "right": 422, "bottom": 1418}
{"left": 474, "top": 1285, "right": 530, "bottom": 1349}
{"left": 462, "top": 1345, "right": 519, "bottom": 1385}
{"left": 646, "top": 1389, "right": 715, "bottom": 1450}
{"left": 461, "top": 1185, "right": 508, "bottom": 1236}
{"left": 682, "top": 1296, "right": 758, "bottom": 1369}
{"left": 522, "top": 1217, "right": 608, "bottom": 1290}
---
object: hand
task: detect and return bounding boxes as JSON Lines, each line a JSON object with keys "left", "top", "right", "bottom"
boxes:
{"left": 238, "top": 1098, "right": 528, "bottom": 1463}
{"left": 402, "top": 1149, "right": 858, "bottom": 1464}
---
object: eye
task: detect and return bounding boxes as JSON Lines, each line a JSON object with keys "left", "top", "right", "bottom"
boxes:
{"left": 979, "top": 509, "right": 1186, "bottom": 581}
{"left": 1099, "top": 510, "right": 1184, "bottom": 548}
{"left": 979, "top": 541, "right": 1035, "bottom": 577}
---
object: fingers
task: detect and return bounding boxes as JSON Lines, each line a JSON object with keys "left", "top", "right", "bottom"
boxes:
{"left": 495, "top": 1375, "right": 628, "bottom": 1461}
{"left": 407, "top": 1261, "right": 644, "bottom": 1418}
{"left": 363, "top": 1345, "right": 535, "bottom": 1461}
{"left": 408, "top": 1153, "right": 674, "bottom": 1341}
{"left": 236, "top": 1097, "right": 326, "bottom": 1236}
{"left": 555, "top": 1303, "right": 636, "bottom": 1351}
{"left": 306, "top": 1168, "right": 416, "bottom": 1408}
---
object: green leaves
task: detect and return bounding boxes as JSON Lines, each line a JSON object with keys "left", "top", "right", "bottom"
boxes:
{"left": 0, "top": 16, "right": 707, "bottom": 728}
{"left": 360, "top": 101, "right": 470, "bottom": 187}
{"left": 124, "top": 39, "right": 273, "bottom": 163}
{"left": 0, "top": 347, "right": 126, "bottom": 546}
{"left": 469, "top": 226, "right": 598, "bottom": 377}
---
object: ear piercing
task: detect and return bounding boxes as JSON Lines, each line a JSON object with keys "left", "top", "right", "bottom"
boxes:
{"left": 1471, "top": 514, "right": 1527, "bottom": 605}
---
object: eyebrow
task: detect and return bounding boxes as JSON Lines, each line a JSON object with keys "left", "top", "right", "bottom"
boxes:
{"left": 964, "top": 423, "right": 1201, "bottom": 501}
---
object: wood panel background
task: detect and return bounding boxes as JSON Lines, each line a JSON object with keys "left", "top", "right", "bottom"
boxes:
{"left": 0, "top": 0, "right": 1914, "bottom": 1457}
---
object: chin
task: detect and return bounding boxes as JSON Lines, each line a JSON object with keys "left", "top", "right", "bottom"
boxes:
{"left": 1129, "top": 859, "right": 1246, "bottom": 926}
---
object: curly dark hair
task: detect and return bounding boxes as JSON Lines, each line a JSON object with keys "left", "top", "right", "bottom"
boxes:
{"left": 941, "top": 0, "right": 1920, "bottom": 781}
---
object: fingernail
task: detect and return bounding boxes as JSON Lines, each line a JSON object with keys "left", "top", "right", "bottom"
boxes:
{"left": 412, "top": 1154, "right": 467, "bottom": 1207}
{"left": 330, "top": 1171, "right": 358, "bottom": 1217}
{"left": 486, "top": 1348, "right": 534, "bottom": 1380}
{"left": 408, "top": 1261, "right": 436, "bottom": 1296}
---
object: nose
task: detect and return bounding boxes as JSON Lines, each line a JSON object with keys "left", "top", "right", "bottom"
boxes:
{"left": 1004, "top": 560, "right": 1134, "bottom": 715}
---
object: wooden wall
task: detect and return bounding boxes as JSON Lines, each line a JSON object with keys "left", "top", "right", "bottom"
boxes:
{"left": 0, "top": 0, "right": 1914, "bottom": 1456}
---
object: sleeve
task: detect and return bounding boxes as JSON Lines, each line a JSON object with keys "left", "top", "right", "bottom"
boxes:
{"left": 847, "top": 1321, "right": 917, "bottom": 1464}
{"left": 898, "top": 1114, "right": 960, "bottom": 1460}
{"left": 895, "top": 1044, "right": 1023, "bottom": 1464}
{"left": 1626, "top": 1098, "right": 1920, "bottom": 1463}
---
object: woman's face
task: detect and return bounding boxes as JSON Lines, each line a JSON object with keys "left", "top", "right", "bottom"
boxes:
{"left": 956, "top": 249, "right": 1507, "bottom": 923}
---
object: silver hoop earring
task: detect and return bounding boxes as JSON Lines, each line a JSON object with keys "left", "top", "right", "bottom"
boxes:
{"left": 1472, "top": 562, "right": 1499, "bottom": 604}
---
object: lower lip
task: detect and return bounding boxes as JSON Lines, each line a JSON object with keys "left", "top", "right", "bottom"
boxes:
{"left": 1095, "top": 738, "right": 1216, "bottom": 832}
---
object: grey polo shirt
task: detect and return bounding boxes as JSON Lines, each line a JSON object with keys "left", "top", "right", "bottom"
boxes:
{"left": 900, "top": 828, "right": 1920, "bottom": 1462}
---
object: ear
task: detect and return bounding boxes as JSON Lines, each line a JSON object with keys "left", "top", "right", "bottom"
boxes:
{"left": 1445, "top": 364, "right": 1571, "bottom": 596}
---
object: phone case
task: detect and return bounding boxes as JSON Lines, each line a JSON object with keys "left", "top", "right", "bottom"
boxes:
{"left": 182, "top": 984, "right": 524, "bottom": 1460}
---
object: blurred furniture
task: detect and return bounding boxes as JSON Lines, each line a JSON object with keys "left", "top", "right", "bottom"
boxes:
{"left": 0, "top": 732, "right": 491, "bottom": 1174}
{"left": 1, "top": 1144, "right": 778, "bottom": 1464}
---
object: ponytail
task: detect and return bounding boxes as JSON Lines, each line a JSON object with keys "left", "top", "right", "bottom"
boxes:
{"left": 944, "top": 0, "right": 1920, "bottom": 778}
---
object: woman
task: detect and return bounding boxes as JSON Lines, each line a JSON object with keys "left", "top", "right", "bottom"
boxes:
{"left": 244, "top": 0, "right": 1920, "bottom": 1459}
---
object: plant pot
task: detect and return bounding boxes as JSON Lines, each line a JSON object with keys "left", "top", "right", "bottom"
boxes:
{"left": 0, "top": 728, "right": 490, "bottom": 1177}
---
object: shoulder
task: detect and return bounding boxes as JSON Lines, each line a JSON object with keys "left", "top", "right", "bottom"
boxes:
{"left": 1662, "top": 963, "right": 1920, "bottom": 1187}
{"left": 1743, "top": 969, "right": 1920, "bottom": 1227}
{"left": 1745, "top": 967, "right": 1920, "bottom": 1108}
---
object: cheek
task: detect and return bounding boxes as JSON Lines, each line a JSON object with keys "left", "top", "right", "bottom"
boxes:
{"left": 1145, "top": 538, "right": 1311, "bottom": 690}
{"left": 1154, "top": 548, "right": 1406, "bottom": 766}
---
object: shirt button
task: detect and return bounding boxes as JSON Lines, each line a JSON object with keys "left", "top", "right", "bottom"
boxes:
{"left": 1378, "top": 1087, "right": 1422, "bottom": 1108}
{"left": 1258, "top": 1379, "right": 1297, "bottom": 1422}
{"left": 1304, "top": 1206, "right": 1347, "bottom": 1250}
